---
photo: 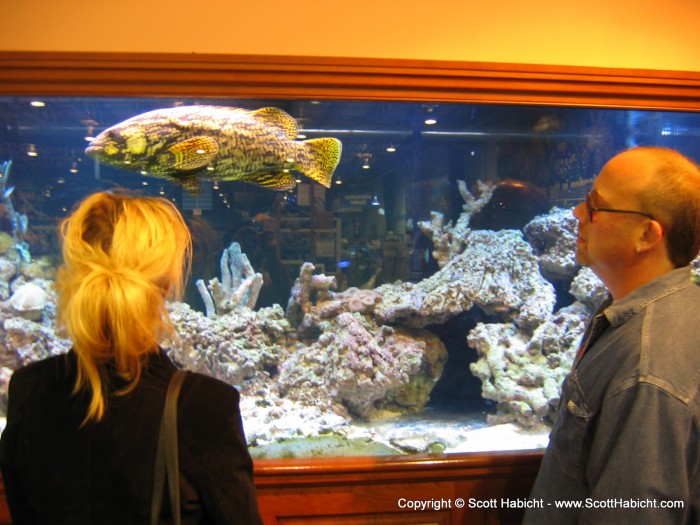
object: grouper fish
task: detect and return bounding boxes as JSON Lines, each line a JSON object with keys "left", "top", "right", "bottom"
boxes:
{"left": 85, "top": 106, "right": 342, "bottom": 194}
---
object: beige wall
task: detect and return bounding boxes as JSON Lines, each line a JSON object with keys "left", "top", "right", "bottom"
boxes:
{"left": 3, "top": 0, "right": 700, "bottom": 72}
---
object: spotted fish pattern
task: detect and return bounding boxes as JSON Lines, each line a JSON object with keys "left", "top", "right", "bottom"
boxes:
{"left": 85, "top": 106, "right": 342, "bottom": 194}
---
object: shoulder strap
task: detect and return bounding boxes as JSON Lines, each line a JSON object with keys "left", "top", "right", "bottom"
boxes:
{"left": 151, "top": 369, "right": 188, "bottom": 525}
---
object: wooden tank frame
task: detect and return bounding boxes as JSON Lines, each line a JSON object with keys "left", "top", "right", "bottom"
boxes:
{"left": 1, "top": 52, "right": 699, "bottom": 524}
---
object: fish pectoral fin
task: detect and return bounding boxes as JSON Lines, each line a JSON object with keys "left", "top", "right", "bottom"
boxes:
{"left": 239, "top": 171, "right": 297, "bottom": 191}
{"left": 172, "top": 173, "right": 202, "bottom": 195}
{"left": 251, "top": 108, "right": 299, "bottom": 140}
{"left": 300, "top": 138, "right": 342, "bottom": 188}
{"left": 157, "top": 136, "right": 219, "bottom": 171}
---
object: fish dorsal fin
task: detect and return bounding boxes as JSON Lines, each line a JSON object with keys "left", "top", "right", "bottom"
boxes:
{"left": 157, "top": 136, "right": 219, "bottom": 171}
{"left": 238, "top": 171, "right": 297, "bottom": 191}
{"left": 251, "top": 108, "right": 299, "bottom": 140}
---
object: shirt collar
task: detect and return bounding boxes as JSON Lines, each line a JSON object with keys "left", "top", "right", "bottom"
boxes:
{"left": 603, "top": 266, "right": 695, "bottom": 328}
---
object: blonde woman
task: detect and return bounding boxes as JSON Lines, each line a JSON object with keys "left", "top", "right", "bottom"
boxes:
{"left": 0, "top": 192, "right": 262, "bottom": 524}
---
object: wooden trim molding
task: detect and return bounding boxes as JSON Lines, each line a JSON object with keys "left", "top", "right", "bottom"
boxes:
{"left": 253, "top": 451, "right": 544, "bottom": 524}
{"left": 254, "top": 450, "right": 544, "bottom": 486}
{"left": 1, "top": 51, "right": 700, "bottom": 110}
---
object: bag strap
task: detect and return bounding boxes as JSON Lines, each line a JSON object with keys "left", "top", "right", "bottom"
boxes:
{"left": 151, "top": 369, "right": 187, "bottom": 525}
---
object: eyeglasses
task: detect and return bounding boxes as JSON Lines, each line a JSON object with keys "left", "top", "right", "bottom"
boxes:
{"left": 585, "top": 192, "right": 655, "bottom": 222}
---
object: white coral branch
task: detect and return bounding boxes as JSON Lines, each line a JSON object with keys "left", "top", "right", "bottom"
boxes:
{"left": 418, "top": 179, "right": 495, "bottom": 267}
{"left": 196, "top": 242, "right": 263, "bottom": 317}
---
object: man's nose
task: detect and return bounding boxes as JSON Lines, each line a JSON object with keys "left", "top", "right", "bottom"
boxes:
{"left": 572, "top": 201, "right": 587, "bottom": 222}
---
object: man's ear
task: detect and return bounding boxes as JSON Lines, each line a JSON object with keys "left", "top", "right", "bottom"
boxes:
{"left": 636, "top": 219, "right": 665, "bottom": 254}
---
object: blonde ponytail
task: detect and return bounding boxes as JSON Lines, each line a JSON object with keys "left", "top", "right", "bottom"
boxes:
{"left": 55, "top": 192, "right": 192, "bottom": 423}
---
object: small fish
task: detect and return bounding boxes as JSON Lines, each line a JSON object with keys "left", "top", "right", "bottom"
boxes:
{"left": 85, "top": 106, "right": 342, "bottom": 194}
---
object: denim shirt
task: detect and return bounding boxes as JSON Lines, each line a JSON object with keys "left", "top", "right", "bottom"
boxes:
{"left": 524, "top": 266, "right": 700, "bottom": 525}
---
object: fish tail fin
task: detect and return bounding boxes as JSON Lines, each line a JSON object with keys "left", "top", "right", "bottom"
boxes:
{"left": 300, "top": 138, "right": 342, "bottom": 188}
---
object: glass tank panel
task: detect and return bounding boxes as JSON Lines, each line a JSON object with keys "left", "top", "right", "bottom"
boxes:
{"left": 1, "top": 96, "right": 699, "bottom": 458}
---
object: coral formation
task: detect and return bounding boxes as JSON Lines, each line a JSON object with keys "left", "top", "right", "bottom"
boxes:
{"left": 468, "top": 302, "right": 591, "bottom": 426}
{"left": 524, "top": 207, "right": 580, "bottom": 282}
{"left": 166, "top": 302, "right": 290, "bottom": 388}
{"left": 418, "top": 180, "right": 495, "bottom": 267}
{"left": 8, "top": 283, "right": 48, "bottom": 321}
{"left": 374, "top": 229, "right": 556, "bottom": 330}
{"left": 403, "top": 178, "right": 610, "bottom": 428}
{"left": 461, "top": 229, "right": 599, "bottom": 426}
{"left": 20, "top": 256, "right": 56, "bottom": 281}
{"left": 278, "top": 312, "right": 447, "bottom": 420}
{"left": 165, "top": 262, "right": 447, "bottom": 444}
{"left": 285, "top": 261, "right": 337, "bottom": 329}
{"left": 0, "top": 259, "right": 16, "bottom": 301}
{"left": 0, "top": 233, "right": 14, "bottom": 256}
{"left": 569, "top": 266, "right": 607, "bottom": 310}
{"left": 0, "top": 161, "right": 29, "bottom": 264}
{"left": 196, "top": 242, "right": 264, "bottom": 317}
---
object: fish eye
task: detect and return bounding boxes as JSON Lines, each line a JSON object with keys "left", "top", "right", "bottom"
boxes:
{"left": 98, "top": 130, "right": 115, "bottom": 144}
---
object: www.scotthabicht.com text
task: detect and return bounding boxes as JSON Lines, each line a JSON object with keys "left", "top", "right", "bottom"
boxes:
{"left": 396, "top": 497, "right": 684, "bottom": 511}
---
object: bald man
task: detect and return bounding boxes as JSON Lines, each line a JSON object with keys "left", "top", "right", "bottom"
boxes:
{"left": 524, "top": 147, "right": 700, "bottom": 525}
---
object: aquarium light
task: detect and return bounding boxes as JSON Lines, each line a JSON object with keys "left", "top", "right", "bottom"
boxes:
{"left": 82, "top": 120, "right": 98, "bottom": 142}
{"left": 360, "top": 152, "right": 372, "bottom": 169}
{"left": 371, "top": 195, "right": 381, "bottom": 206}
{"left": 30, "top": 101, "right": 45, "bottom": 107}
{"left": 27, "top": 144, "right": 38, "bottom": 157}
{"left": 424, "top": 118, "right": 437, "bottom": 125}
{"left": 386, "top": 146, "right": 396, "bottom": 152}
{"left": 84, "top": 126, "right": 96, "bottom": 141}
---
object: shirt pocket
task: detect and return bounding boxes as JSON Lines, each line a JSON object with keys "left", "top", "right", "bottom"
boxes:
{"left": 549, "top": 370, "right": 594, "bottom": 480}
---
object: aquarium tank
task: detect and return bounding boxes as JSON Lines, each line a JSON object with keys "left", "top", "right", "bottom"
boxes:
{"left": 1, "top": 97, "right": 699, "bottom": 458}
